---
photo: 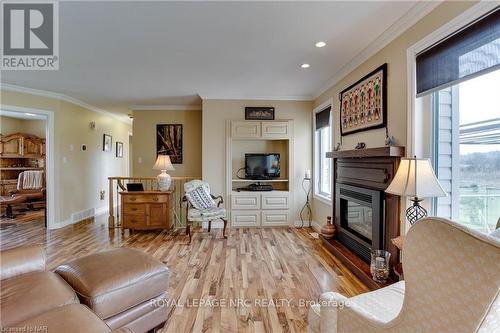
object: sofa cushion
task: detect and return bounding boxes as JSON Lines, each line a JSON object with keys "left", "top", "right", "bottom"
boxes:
{"left": 55, "top": 248, "right": 169, "bottom": 320}
{"left": 0, "top": 271, "right": 79, "bottom": 327}
{"left": 17, "top": 304, "right": 112, "bottom": 333}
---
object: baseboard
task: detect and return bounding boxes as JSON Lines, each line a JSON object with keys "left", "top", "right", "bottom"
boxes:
{"left": 311, "top": 220, "right": 322, "bottom": 232}
{"left": 51, "top": 205, "right": 114, "bottom": 230}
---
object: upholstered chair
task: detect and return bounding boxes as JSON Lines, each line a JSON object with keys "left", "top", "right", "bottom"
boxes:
{"left": 308, "top": 217, "right": 500, "bottom": 333}
{"left": 182, "top": 180, "right": 227, "bottom": 243}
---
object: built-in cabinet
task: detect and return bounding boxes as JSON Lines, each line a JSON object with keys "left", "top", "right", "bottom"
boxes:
{"left": 0, "top": 133, "right": 46, "bottom": 196}
{"left": 226, "top": 120, "right": 293, "bottom": 227}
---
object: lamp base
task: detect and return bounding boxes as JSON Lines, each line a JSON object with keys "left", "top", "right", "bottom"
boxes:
{"left": 406, "top": 197, "right": 427, "bottom": 225}
{"left": 157, "top": 170, "right": 171, "bottom": 191}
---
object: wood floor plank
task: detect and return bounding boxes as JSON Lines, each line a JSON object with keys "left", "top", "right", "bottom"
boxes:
{"left": 0, "top": 215, "right": 369, "bottom": 332}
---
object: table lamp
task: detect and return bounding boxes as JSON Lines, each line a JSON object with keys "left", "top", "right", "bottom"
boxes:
{"left": 153, "top": 155, "right": 175, "bottom": 191}
{"left": 385, "top": 157, "right": 446, "bottom": 225}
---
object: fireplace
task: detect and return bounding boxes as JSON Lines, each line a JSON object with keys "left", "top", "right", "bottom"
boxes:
{"left": 336, "top": 184, "right": 383, "bottom": 263}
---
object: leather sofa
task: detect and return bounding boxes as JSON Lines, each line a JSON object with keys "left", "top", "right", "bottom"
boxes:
{"left": 0, "top": 245, "right": 169, "bottom": 333}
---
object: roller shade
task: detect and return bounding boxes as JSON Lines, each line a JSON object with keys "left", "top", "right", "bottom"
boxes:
{"left": 315, "top": 106, "right": 331, "bottom": 130}
{"left": 416, "top": 8, "right": 500, "bottom": 97}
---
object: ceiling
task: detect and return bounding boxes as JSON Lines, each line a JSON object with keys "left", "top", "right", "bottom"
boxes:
{"left": 1, "top": 1, "right": 429, "bottom": 116}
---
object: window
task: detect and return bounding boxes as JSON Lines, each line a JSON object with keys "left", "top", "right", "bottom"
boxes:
{"left": 415, "top": 8, "right": 500, "bottom": 232}
{"left": 314, "top": 105, "right": 332, "bottom": 201}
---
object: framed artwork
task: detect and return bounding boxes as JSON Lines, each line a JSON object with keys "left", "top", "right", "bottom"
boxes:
{"left": 340, "top": 63, "right": 387, "bottom": 136}
{"left": 156, "top": 124, "right": 183, "bottom": 164}
{"left": 116, "top": 142, "right": 123, "bottom": 158}
{"left": 245, "top": 107, "right": 275, "bottom": 120}
{"left": 103, "top": 134, "right": 112, "bottom": 152}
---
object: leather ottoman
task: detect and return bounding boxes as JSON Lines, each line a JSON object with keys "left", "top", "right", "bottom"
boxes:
{"left": 55, "top": 248, "right": 170, "bottom": 333}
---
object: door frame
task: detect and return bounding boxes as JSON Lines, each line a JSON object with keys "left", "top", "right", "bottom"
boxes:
{"left": 1, "top": 105, "right": 56, "bottom": 229}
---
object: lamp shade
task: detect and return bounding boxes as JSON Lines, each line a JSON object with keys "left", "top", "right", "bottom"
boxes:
{"left": 385, "top": 158, "right": 446, "bottom": 199}
{"left": 153, "top": 155, "right": 175, "bottom": 171}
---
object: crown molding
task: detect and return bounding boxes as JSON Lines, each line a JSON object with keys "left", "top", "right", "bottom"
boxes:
{"left": 199, "top": 94, "right": 313, "bottom": 101}
{"left": 1, "top": 83, "right": 132, "bottom": 124}
{"left": 130, "top": 105, "right": 202, "bottom": 111}
{"left": 314, "top": 0, "right": 442, "bottom": 99}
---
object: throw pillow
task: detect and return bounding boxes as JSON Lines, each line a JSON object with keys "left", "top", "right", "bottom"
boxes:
{"left": 186, "top": 185, "right": 216, "bottom": 210}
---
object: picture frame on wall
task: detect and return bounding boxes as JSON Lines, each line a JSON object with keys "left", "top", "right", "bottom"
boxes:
{"left": 156, "top": 124, "right": 183, "bottom": 164}
{"left": 116, "top": 142, "right": 123, "bottom": 158}
{"left": 245, "top": 107, "right": 275, "bottom": 120}
{"left": 340, "top": 63, "right": 387, "bottom": 136}
{"left": 103, "top": 134, "right": 112, "bottom": 152}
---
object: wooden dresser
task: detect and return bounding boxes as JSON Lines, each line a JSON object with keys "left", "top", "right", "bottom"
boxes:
{"left": 120, "top": 191, "right": 172, "bottom": 231}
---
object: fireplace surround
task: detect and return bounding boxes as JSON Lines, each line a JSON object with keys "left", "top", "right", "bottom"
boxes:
{"left": 322, "top": 146, "right": 404, "bottom": 289}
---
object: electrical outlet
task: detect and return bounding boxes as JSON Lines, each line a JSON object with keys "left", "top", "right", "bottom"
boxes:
{"left": 99, "top": 190, "right": 105, "bottom": 200}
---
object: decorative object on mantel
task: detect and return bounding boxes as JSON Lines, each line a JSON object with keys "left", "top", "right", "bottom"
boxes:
{"left": 386, "top": 157, "right": 446, "bottom": 225}
{"left": 385, "top": 128, "right": 396, "bottom": 146}
{"left": 340, "top": 63, "right": 387, "bottom": 136}
{"left": 355, "top": 142, "right": 366, "bottom": 150}
{"left": 245, "top": 107, "right": 275, "bottom": 120}
{"left": 370, "top": 250, "right": 390, "bottom": 283}
{"left": 334, "top": 142, "right": 341, "bottom": 151}
{"left": 299, "top": 170, "right": 312, "bottom": 227}
{"left": 320, "top": 216, "right": 335, "bottom": 239}
{"left": 153, "top": 155, "right": 175, "bottom": 191}
{"left": 103, "top": 134, "right": 112, "bottom": 152}
{"left": 157, "top": 124, "right": 183, "bottom": 164}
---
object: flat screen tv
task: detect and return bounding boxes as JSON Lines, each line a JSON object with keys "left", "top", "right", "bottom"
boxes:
{"left": 245, "top": 153, "right": 280, "bottom": 179}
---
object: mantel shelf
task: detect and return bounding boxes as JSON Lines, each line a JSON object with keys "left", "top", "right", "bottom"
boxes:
{"left": 326, "top": 146, "right": 405, "bottom": 159}
{"left": 232, "top": 179, "right": 288, "bottom": 183}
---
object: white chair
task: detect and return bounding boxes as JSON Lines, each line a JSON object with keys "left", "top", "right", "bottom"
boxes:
{"left": 182, "top": 180, "right": 227, "bottom": 243}
{"left": 308, "top": 217, "right": 500, "bottom": 333}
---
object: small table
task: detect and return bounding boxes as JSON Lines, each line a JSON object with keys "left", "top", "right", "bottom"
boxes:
{"left": 120, "top": 190, "right": 172, "bottom": 232}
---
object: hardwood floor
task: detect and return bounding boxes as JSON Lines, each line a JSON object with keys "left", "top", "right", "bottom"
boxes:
{"left": 0, "top": 215, "right": 368, "bottom": 333}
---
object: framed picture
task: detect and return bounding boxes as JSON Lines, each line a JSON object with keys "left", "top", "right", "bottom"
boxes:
{"left": 116, "top": 142, "right": 123, "bottom": 158}
{"left": 340, "top": 63, "right": 387, "bottom": 136}
{"left": 245, "top": 107, "right": 275, "bottom": 120}
{"left": 156, "top": 124, "right": 183, "bottom": 164}
{"left": 103, "top": 134, "right": 112, "bottom": 152}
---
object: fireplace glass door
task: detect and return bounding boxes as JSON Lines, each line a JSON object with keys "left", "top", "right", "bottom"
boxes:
{"left": 342, "top": 200, "right": 373, "bottom": 244}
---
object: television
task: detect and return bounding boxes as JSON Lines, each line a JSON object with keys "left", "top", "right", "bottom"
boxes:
{"left": 245, "top": 153, "right": 280, "bottom": 179}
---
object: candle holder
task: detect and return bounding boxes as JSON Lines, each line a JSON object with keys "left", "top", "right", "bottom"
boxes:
{"left": 370, "top": 250, "right": 391, "bottom": 283}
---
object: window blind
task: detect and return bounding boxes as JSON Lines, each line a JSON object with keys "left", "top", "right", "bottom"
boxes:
{"left": 416, "top": 8, "right": 500, "bottom": 96}
{"left": 315, "top": 106, "right": 331, "bottom": 130}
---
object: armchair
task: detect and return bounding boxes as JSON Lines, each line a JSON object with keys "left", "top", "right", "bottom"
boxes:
{"left": 309, "top": 217, "right": 500, "bottom": 333}
{"left": 182, "top": 180, "right": 227, "bottom": 243}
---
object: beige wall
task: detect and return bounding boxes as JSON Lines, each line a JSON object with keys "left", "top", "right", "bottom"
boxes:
{"left": 0, "top": 116, "right": 46, "bottom": 138}
{"left": 202, "top": 99, "right": 313, "bottom": 222}
{"left": 311, "top": 1, "right": 476, "bottom": 229}
{"left": 1, "top": 90, "right": 132, "bottom": 227}
{"left": 132, "top": 109, "right": 202, "bottom": 177}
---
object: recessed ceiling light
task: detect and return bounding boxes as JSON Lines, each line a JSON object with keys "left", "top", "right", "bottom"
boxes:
{"left": 25, "top": 113, "right": 36, "bottom": 117}
{"left": 315, "top": 41, "right": 326, "bottom": 48}
{"left": 301, "top": 63, "right": 310, "bottom": 69}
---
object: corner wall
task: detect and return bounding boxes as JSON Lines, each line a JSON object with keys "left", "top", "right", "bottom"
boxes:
{"left": 311, "top": 1, "right": 476, "bottom": 231}
{"left": 1, "top": 90, "right": 132, "bottom": 227}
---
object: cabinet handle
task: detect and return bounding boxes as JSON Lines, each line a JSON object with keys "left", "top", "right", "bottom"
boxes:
{"left": 153, "top": 197, "right": 159, "bottom": 202}
{"left": 129, "top": 197, "right": 137, "bottom": 201}
{"left": 131, "top": 218, "right": 137, "bottom": 223}
{"left": 131, "top": 207, "right": 138, "bottom": 211}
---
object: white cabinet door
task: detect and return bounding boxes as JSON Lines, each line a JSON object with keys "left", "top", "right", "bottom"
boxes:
{"left": 231, "top": 121, "right": 261, "bottom": 138}
{"left": 261, "top": 192, "right": 289, "bottom": 209}
{"left": 261, "top": 210, "right": 289, "bottom": 226}
{"left": 231, "top": 193, "right": 260, "bottom": 210}
{"left": 231, "top": 210, "right": 261, "bottom": 227}
{"left": 261, "top": 121, "right": 290, "bottom": 139}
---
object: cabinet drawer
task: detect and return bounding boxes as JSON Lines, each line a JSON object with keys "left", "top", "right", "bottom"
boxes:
{"left": 122, "top": 214, "right": 146, "bottom": 227}
{"left": 261, "top": 210, "right": 289, "bottom": 226}
{"left": 231, "top": 210, "right": 260, "bottom": 227}
{"left": 122, "top": 195, "right": 167, "bottom": 204}
{"left": 231, "top": 193, "right": 260, "bottom": 210}
{"left": 123, "top": 204, "right": 146, "bottom": 215}
{"left": 261, "top": 121, "right": 289, "bottom": 138}
{"left": 231, "top": 121, "right": 261, "bottom": 138}
{"left": 261, "top": 192, "right": 289, "bottom": 209}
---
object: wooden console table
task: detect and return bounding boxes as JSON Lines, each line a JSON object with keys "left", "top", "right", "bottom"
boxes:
{"left": 120, "top": 191, "right": 172, "bottom": 231}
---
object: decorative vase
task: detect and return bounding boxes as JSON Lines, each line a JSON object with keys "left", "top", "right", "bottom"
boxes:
{"left": 321, "top": 216, "right": 335, "bottom": 239}
{"left": 157, "top": 170, "right": 172, "bottom": 191}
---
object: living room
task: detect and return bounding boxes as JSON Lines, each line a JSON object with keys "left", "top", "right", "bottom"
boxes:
{"left": 1, "top": 1, "right": 499, "bottom": 333}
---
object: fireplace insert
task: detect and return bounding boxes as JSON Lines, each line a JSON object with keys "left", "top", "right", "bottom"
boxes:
{"left": 336, "top": 183, "right": 383, "bottom": 263}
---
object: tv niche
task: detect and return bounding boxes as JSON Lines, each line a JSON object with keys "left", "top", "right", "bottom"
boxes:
{"left": 239, "top": 153, "right": 280, "bottom": 192}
